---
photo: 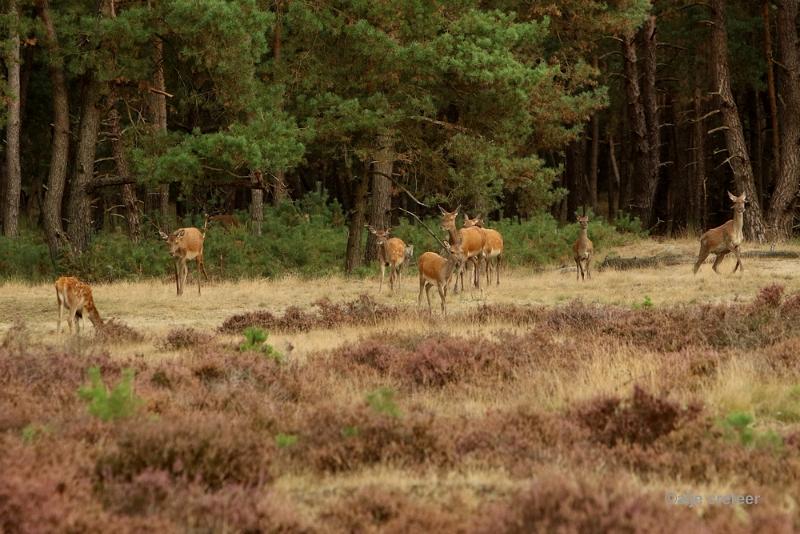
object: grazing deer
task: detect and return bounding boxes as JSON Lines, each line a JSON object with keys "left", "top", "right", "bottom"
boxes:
{"left": 463, "top": 214, "right": 504, "bottom": 286}
{"left": 693, "top": 191, "right": 746, "bottom": 274}
{"left": 573, "top": 215, "right": 593, "bottom": 281}
{"left": 55, "top": 276, "right": 104, "bottom": 334}
{"left": 440, "top": 207, "right": 486, "bottom": 293}
{"left": 367, "top": 226, "right": 407, "bottom": 293}
{"left": 160, "top": 217, "right": 209, "bottom": 296}
{"left": 207, "top": 214, "right": 240, "bottom": 231}
{"left": 418, "top": 242, "right": 466, "bottom": 314}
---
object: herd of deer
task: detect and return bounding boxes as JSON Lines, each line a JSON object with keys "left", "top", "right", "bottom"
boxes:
{"left": 52, "top": 191, "right": 748, "bottom": 333}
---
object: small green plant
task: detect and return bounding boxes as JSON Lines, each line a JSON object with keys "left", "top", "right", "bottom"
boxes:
{"left": 239, "top": 327, "right": 283, "bottom": 361}
{"left": 275, "top": 433, "right": 298, "bottom": 448}
{"left": 719, "top": 411, "right": 783, "bottom": 450}
{"left": 341, "top": 425, "right": 360, "bottom": 438}
{"left": 633, "top": 295, "right": 653, "bottom": 309}
{"left": 21, "top": 423, "right": 50, "bottom": 444}
{"left": 77, "top": 367, "right": 142, "bottom": 422}
{"left": 366, "top": 387, "right": 401, "bottom": 418}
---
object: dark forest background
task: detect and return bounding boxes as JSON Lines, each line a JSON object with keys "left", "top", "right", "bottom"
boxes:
{"left": 1, "top": 0, "right": 799, "bottom": 278}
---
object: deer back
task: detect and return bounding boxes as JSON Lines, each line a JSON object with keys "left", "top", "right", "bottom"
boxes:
{"left": 418, "top": 251, "right": 449, "bottom": 282}
{"left": 483, "top": 228, "right": 503, "bottom": 255}
{"left": 384, "top": 237, "right": 406, "bottom": 266}
{"left": 458, "top": 226, "right": 485, "bottom": 258}
{"left": 55, "top": 276, "right": 103, "bottom": 326}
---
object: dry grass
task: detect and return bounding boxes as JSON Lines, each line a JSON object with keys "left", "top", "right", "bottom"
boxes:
{"left": 2, "top": 237, "right": 800, "bottom": 530}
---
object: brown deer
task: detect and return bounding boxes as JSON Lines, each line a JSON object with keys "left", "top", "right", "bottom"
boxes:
{"left": 418, "top": 242, "right": 466, "bottom": 314}
{"left": 367, "top": 225, "right": 407, "bottom": 293}
{"left": 440, "top": 207, "right": 486, "bottom": 293}
{"left": 573, "top": 215, "right": 593, "bottom": 281}
{"left": 693, "top": 191, "right": 746, "bottom": 274}
{"left": 463, "top": 214, "right": 504, "bottom": 285}
{"left": 160, "top": 217, "right": 209, "bottom": 296}
{"left": 55, "top": 276, "right": 104, "bottom": 334}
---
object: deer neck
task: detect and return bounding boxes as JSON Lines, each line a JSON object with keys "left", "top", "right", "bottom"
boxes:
{"left": 732, "top": 208, "right": 744, "bottom": 240}
{"left": 445, "top": 226, "right": 459, "bottom": 247}
{"left": 87, "top": 305, "right": 104, "bottom": 328}
{"left": 579, "top": 227, "right": 588, "bottom": 242}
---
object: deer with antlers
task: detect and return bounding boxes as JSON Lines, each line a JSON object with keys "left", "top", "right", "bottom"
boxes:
{"left": 55, "top": 276, "right": 104, "bottom": 334}
{"left": 693, "top": 192, "right": 746, "bottom": 274}
{"left": 573, "top": 215, "right": 593, "bottom": 281}
{"left": 463, "top": 214, "right": 504, "bottom": 286}
{"left": 440, "top": 207, "right": 486, "bottom": 293}
{"left": 159, "top": 216, "right": 209, "bottom": 296}
{"left": 367, "top": 225, "right": 408, "bottom": 293}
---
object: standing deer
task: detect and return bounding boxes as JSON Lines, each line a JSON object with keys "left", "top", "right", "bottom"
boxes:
{"left": 367, "top": 226, "right": 407, "bottom": 293}
{"left": 207, "top": 214, "right": 240, "bottom": 231}
{"left": 55, "top": 276, "right": 104, "bottom": 334}
{"left": 463, "top": 214, "right": 504, "bottom": 285}
{"left": 573, "top": 215, "right": 593, "bottom": 281}
{"left": 440, "top": 207, "right": 486, "bottom": 293}
{"left": 693, "top": 192, "right": 746, "bottom": 274}
{"left": 160, "top": 217, "right": 209, "bottom": 296}
{"left": 418, "top": 242, "right": 466, "bottom": 314}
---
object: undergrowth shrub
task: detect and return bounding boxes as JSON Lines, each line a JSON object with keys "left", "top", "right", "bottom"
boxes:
{"left": 78, "top": 367, "right": 142, "bottom": 422}
{"left": 161, "top": 327, "right": 214, "bottom": 350}
{"left": 239, "top": 327, "right": 283, "bottom": 361}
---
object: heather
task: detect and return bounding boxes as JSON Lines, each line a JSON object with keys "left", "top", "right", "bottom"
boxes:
{"left": 2, "top": 285, "right": 800, "bottom": 530}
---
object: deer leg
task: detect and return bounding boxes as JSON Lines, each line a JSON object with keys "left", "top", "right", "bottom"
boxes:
{"left": 732, "top": 246, "right": 743, "bottom": 273}
{"left": 575, "top": 258, "right": 582, "bottom": 281}
{"left": 586, "top": 254, "right": 592, "bottom": 279}
{"left": 425, "top": 283, "right": 434, "bottom": 314}
{"left": 693, "top": 245, "right": 710, "bottom": 274}
{"left": 379, "top": 263, "right": 385, "bottom": 293}
{"left": 418, "top": 276, "right": 425, "bottom": 309}
{"left": 182, "top": 261, "right": 190, "bottom": 295}
{"left": 496, "top": 255, "right": 501, "bottom": 285}
{"left": 174, "top": 258, "right": 181, "bottom": 296}
{"left": 711, "top": 251, "right": 728, "bottom": 274}
{"left": 198, "top": 254, "right": 209, "bottom": 280}
{"left": 196, "top": 260, "right": 202, "bottom": 295}
{"left": 57, "top": 299, "right": 63, "bottom": 334}
{"left": 437, "top": 283, "right": 447, "bottom": 314}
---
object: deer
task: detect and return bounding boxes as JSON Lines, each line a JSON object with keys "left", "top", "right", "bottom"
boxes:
{"left": 367, "top": 225, "right": 407, "bottom": 293}
{"left": 463, "top": 214, "right": 504, "bottom": 286}
{"left": 418, "top": 242, "right": 466, "bottom": 315}
{"left": 55, "top": 276, "right": 104, "bottom": 334}
{"left": 159, "top": 216, "right": 209, "bottom": 296}
{"left": 573, "top": 215, "right": 593, "bottom": 281}
{"left": 439, "top": 207, "right": 486, "bottom": 293}
{"left": 693, "top": 191, "right": 746, "bottom": 274}
{"left": 207, "top": 214, "right": 240, "bottom": 231}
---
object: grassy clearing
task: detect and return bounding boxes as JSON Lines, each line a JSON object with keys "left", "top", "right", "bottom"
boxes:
{"left": 2, "top": 238, "right": 800, "bottom": 531}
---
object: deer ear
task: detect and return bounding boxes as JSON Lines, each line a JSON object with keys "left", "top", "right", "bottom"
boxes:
{"left": 739, "top": 193, "right": 747, "bottom": 202}
{"left": 438, "top": 205, "right": 446, "bottom": 215}
{"left": 159, "top": 231, "right": 169, "bottom": 241}
{"left": 728, "top": 191, "right": 738, "bottom": 202}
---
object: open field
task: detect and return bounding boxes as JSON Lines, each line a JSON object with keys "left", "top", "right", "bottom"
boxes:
{"left": 3, "top": 238, "right": 800, "bottom": 531}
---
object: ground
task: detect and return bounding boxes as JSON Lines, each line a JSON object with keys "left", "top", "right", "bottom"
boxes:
{"left": 1, "top": 238, "right": 800, "bottom": 531}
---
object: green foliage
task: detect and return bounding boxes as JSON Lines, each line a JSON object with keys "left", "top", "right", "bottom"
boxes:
{"left": 633, "top": 296, "right": 654, "bottom": 309}
{"left": 275, "top": 433, "right": 298, "bottom": 449}
{"left": 365, "top": 387, "right": 401, "bottom": 418}
{"left": 719, "top": 411, "right": 783, "bottom": 451}
{"left": 0, "top": 229, "right": 52, "bottom": 281}
{"left": 239, "top": 327, "right": 282, "bottom": 361}
{"left": 21, "top": 423, "right": 50, "bottom": 444}
{"left": 77, "top": 367, "right": 141, "bottom": 422}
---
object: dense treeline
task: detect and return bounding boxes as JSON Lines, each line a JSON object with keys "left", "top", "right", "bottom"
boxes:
{"left": 0, "top": 1, "right": 797, "bottom": 276}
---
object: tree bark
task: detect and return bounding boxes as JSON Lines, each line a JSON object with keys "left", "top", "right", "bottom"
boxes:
{"left": 250, "top": 170, "right": 264, "bottom": 236}
{"left": 364, "top": 132, "right": 394, "bottom": 263}
{"left": 622, "top": 31, "right": 651, "bottom": 225}
{"left": 271, "top": 1, "right": 287, "bottom": 206}
{"left": 636, "top": 15, "right": 659, "bottom": 228}
{"left": 109, "top": 103, "right": 141, "bottom": 242}
{"left": 38, "top": 0, "right": 70, "bottom": 259}
{"left": 691, "top": 87, "right": 707, "bottom": 233}
{"left": 3, "top": 0, "right": 21, "bottom": 237}
{"left": 589, "top": 113, "right": 599, "bottom": 212}
{"left": 710, "top": 0, "right": 767, "bottom": 242}
{"left": 607, "top": 131, "right": 620, "bottom": 221}
{"left": 150, "top": 36, "right": 171, "bottom": 224}
{"left": 66, "top": 79, "right": 102, "bottom": 252}
{"left": 763, "top": 0, "right": 780, "bottom": 181}
{"left": 345, "top": 163, "right": 370, "bottom": 273}
{"left": 766, "top": 0, "right": 800, "bottom": 238}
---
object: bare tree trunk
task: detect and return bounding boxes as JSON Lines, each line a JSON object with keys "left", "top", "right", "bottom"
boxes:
{"left": 763, "top": 0, "right": 780, "bottom": 185}
{"left": 710, "top": 0, "right": 767, "bottom": 242}
{"left": 250, "top": 170, "right": 263, "bottom": 236}
{"left": 109, "top": 103, "right": 141, "bottom": 242}
{"left": 345, "top": 163, "right": 370, "bottom": 273}
{"left": 691, "top": 87, "right": 707, "bottom": 234}
{"left": 3, "top": 0, "right": 21, "bottom": 237}
{"left": 150, "top": 36, "right": 170, "bottom": 224}
{"left": 639, "top": 15, "right": 659, "bottom": 228}
{"left": 589, "top": 113, "right": 600, "bottom": 212}
{"left": 37, "top": 0, "right": 70, "bottom": 259}
{"left": 272, "top": 1, "right": 287, "bottom": 206}
{"left": 622, "top": 31, "right": 651, "bottom": 224}
{"left": 607, "top": 131, "right": 620, "bottom": 221}
{"left": 364, "top": 132, "right": 394, "bottom": 263}
{"left": 767, "top": 0, "right": 800, "bottom": 238}
{"left": 67, "top": 79, "right": 102, "bottom": 252}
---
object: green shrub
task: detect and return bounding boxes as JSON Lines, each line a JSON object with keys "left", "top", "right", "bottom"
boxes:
{"left": 275, "top": 433, "right": 299, "bottom": 448}
{"left": 78, "top": 367, "right": 142, "bottom": 422}
{"left": 239, "top": 327, "right": 283, "bottom": 361}
{"left": 366, "top": 387, "right": 401, "bottom": 418}
{"left": 719, "top": 411, "right": 783, "bottom": 450}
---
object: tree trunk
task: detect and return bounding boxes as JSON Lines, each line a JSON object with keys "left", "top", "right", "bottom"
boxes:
{"left": 345, "top": 163, "right": 370, "bottom": 273}
{"left": 38, "top": 0, "right": 70, "bottom": 259}
{"left": 271, "top": 1, "right": 287, "bottom": 206}
{"left": 691, "top": 87, "right": 707, "bottom": 233}
{"left": 66, "top": 79, "right": 102, "bottom": 252}
{"left": 622, "top": 31, "right": 651, "bottom": 225}
{"left": 150, "top": 36, "right": 171, "bottom": 224}
{"left": 763, "top": 0, "right": 780, "bottom": 184}
{"left": 607, "top": 131, "right": 620, "bottom": 221}
{"left": 710, "top": 0, "right": 767, "bottom": 242}
{"left": 109, "top": 103, "right": 141, "bottom": 242}
{"left": 767, "top": 0, "right": 800, "bottom": 239}
{"left": 3, "top": 0, "right": 21, "bottom": 237}
{"left": 638, "top": 15, "right": 659, "bottom": 228}
{"left": 250, "top": 170, "right": 263, "bottom": 236}
{"left": 589, "top": 113, "right": 600, "bottom": 212}
{"left": 364, "top": 132, "right": 394, "bottom": 263}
